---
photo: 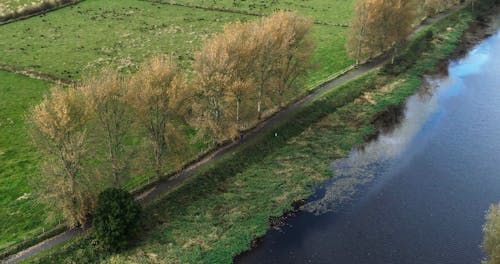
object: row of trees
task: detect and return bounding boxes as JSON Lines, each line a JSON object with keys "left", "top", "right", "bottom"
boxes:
{"left": 193, "top": 11, "right": 313, "bottom": 142}
{"left": 30, "top": 11, "right": 314, "bottom": 226}
{"left": 29, "top": 64, "right": 182, "bottom": 226}
{"left": 346, "top": 0, "right": 461, "bottom": 64}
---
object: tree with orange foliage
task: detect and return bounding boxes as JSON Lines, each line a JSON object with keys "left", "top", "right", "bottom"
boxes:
{"left": 192, "top": 21, "right": 256, "bottom": 143}
{"left": 347, "top": 0, "right": 417, "bottom": 63}
{"left": 250, "top": 12, "right": 313, "bottom": 118}
{"left": 269, "top": 12, "right": 314, "bottom": 107}
{"left": 128, "top": 56, "right": 187, "bottom": 179}
{"left": 30, "top": 86, "right": 97, "bottom": 227}
{"left": 82, "top": 71, "right": 132, "bottom": 188}
{"left": 193, "top": 11, "right": 314, "bottom": 143}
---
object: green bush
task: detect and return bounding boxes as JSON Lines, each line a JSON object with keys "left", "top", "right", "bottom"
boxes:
{"left": 93, "top": 188, "right": 141, "bottom": 252}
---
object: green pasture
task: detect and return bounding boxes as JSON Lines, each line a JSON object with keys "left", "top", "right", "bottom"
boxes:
{"left": 161, "top": 0, "right": 355, "bottom": 24}
{"left": 0, "top": 70, "right": 59, "bottom": 250}
{"left": 0, "top": 0, "right": 353, "bottom": 83}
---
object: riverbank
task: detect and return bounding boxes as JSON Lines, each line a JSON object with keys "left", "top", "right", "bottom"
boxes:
{"left": 18, "top": 3, "right": 492, "bottom": 264}
{"left": 239, "top": 5, "right": 500, "bottom": 262}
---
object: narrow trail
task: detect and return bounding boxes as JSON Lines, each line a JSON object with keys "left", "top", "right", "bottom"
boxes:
{"left": 0, "top": 64, "right": 74, "bottom": 85}
{"left": 1, "top": 4, "right": 464, "bottom": 264}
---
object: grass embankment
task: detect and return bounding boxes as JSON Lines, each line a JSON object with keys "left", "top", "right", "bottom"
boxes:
{"left": 24, "top": 6, "right": 474, "bottom": 264}
{"left": 0, "top": 71, "right": 59, "bottom": 250}
{"left": 0, "top": 0, "right": 354, "bottom": 251}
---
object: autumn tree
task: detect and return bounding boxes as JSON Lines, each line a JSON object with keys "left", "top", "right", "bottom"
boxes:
{"left": 82, "top": 71, "right": 131, "bottom": 188}
{"left": 192, "top": 20, "right": 261, "bottom": 142}
{"left": 251, "top": 12, "right": 313, "bottom": 116}
{"left": 128, "top": 56, "right": 186, "bottom": 178}
{"left": 192, "top": 30, "right": 242, "bottom": 143}
{"left": 347, "top": 0, "right": 417, "bottom": 63}
{"left": 192, "top": 12, "right": 313, "bottom": 143}
{"left": 269, "top": 12, "right": 314, "bottom": 107}
{"left": 224, "top": 22, "right": 258, "bottom": 130}
{"left": 347, "top": 0, "right": 376, "bottom": 63}
{"left": 30, "top": 86, "right": 97, "bottom": 227}
{"left": 384, "top": 0, "right": 417, "bottom": 63}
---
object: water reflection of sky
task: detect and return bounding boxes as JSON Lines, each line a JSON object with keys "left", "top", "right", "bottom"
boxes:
{"left": 305, "top": 30, "right": 499, "bottom": 215}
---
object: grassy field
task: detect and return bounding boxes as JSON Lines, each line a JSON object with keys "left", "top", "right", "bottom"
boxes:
{"left": 0, "top": 70, "right": 61, "bottom": 250}
{"left": 0, "top": 0, "right": 353, "bottom": 82}
{"left": 159, "top": 0, "right": 354, "bottom": 24}
{"left": 24, "top": 7, "right": 474, "bottom": 263}
{"left": 0, "top": 0, "right": 249, "bottom": 78}
{"left": 0, "top": 0, "right": 354, "bottom": 252}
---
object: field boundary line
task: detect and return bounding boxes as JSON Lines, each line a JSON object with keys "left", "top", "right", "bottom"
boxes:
{"left": 141, "top": 0, "right": 349, "bottom": 27}
{"left": 0, "top": 63, "right": 74, "bottom": 85}
{"left": 0, "top": 0, "right": 84, "bottom": 26}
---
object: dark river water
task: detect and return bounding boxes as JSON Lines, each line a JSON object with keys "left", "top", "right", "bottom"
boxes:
{"left": 236, "top": 29, "right": 500, "bottom": 264}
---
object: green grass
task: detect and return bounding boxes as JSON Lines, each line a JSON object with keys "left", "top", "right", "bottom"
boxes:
{"left": 24, "top": 7, "right": 474, "bottom": 263}
{"left": 0, "top": 0, "right": 353, "bottom": 82}
{"left": 0, "top": 70, "right": 61, "bottom": 250}
{"left": 162, "top": 0, "right": 355, "bottom": 24}
{"left": 0, "top": 0, "right": 250, "bottom": 78}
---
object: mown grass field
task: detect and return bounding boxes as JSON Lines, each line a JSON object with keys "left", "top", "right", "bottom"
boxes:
{"left": 0, "top": 0, "right": 354, "bottom": 252}
{"left": 24, "top": 8, "right": 474, "bottom": 263}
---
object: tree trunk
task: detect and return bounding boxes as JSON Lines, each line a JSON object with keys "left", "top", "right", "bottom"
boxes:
{"left": 236, "top": 98, "right": 240, "bottom": 129}
{"left": 257, "top": 88, "right": 263, "bottom": 120}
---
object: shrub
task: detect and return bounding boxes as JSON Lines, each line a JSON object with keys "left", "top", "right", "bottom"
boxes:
{"left": 382, "top": 29, "right": 434, "bottom": 76}
{"left": 93, "top": 188, "right": 141, "bottom": 252}
{"left": 484, "top": 203, "right": 500, "bottom": 264}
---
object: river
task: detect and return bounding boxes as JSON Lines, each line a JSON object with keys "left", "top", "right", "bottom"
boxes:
{"left": 236, "top": 26, "right": 500, "bottom": 264}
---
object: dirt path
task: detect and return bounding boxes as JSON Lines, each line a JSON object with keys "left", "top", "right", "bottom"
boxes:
{"left": 0, "top": 5, "right": 464, "bottom": 264}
